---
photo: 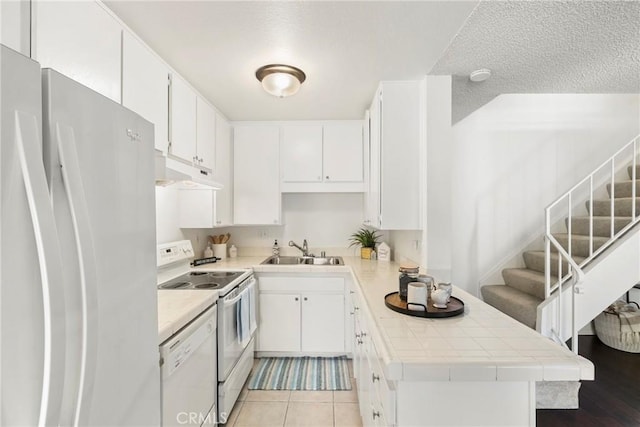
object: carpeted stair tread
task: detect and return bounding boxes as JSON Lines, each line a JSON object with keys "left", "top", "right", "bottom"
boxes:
{"left": 481, "top": 285, "right": 541, "bottom": 329}
{"left": 551, "top": 233, "right": 609, "bottom": 257}
{"left": 606, "top": 180, "right": 640, "bottom": 198}
{"left": 502, "top": 268, "right": 547, "bottom": 299}
{"left": 587, "top": 197, "right": 640, "bottom": 217}
{"left": 523, "top": 250, "right": 586, "bottom": 276}
{"left": 567, "top": 216, "right": 633, "bottom": 237}
{"left": 628, "top": 165, "right": 640, "bottom": 180}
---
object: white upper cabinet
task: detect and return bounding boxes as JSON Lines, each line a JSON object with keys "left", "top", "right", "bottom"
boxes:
{"left": 323, "top": 122, "right": 363, "bottom": 182}
{"left": 280, "top": 121, "right": 364, "bottom": 193}
{"left": 213, "top": 112, "right": 233, "bottom": 227}
{"left": 122, "top": 31, "right": 169, "bottom": 152}
{"left": 233, "top": 125, "right": 281, "bottom": 225}
{"left": 367, "top": 81, "right": 423, "bottom": 230}
{"left": 32, "top": 1, "right": 122, "bottom": 103}
{"left": 195, "top": 97, "right": 216, "bottom": 171}
{"left": 281, "top": 125, "right": 323, "bottom": 183}
{"left": 169, "top": 73, "right": 197, "bottom": 164}
{"left": 170, "top": 74, "right": 216, "bottom": 172}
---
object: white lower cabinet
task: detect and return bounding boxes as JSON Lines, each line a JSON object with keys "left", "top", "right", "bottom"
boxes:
{"left": 257, "top": 275, "right": 345, "bottom": 354}
{"left": 258, "top": 293, "right": 301, "bottom": 352}
{"left": 349, "top": 285, "right": 395, "bottom": 427}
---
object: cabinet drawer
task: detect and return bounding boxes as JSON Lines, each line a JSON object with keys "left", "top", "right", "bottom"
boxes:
{"left": 259, "top": 276, "right": 344, "bottom": 293}
{"left": 368, "top": 341, "right": 395, "bottom": 424}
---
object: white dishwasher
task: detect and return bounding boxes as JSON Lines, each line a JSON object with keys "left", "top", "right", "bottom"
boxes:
{"left": 160, "top": 305, "right": 217, "bottom": 427}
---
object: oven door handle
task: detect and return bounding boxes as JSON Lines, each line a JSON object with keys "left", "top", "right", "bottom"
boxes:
{"left": 223, "top": 277, "right": 256, "bottom": 307}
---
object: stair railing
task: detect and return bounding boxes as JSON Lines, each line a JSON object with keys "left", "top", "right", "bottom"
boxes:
{"left": 544, "top": 134, "right": 640, "bottom": 354}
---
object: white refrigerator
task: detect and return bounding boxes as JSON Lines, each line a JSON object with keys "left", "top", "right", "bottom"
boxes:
{"left": 1, "top": 45, "right": 160, "bottom": 425}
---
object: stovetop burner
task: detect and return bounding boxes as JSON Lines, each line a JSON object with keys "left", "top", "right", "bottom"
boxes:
{"left": 207, "top": 272, "right": 238, "bottom": 278}
{"left": 159, "top": 281, "right": 192, "bottom": 289}
{"left": 194, "top": 283, "right": 221, "bottom": 289}
{"left": 189, "top": 271, "right": 209, "bottom": 276}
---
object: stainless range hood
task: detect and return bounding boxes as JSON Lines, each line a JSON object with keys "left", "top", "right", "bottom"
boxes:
{"left": 155, "top": 150, "right": 222, "bottom": 189}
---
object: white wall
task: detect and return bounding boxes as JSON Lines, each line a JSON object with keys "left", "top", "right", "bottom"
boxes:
{"left": 164, "top": 192, "right": 367, "bottom": 258}
{"left": 443, "top": 93, "right": 640, "bottom": 296}
{"left": 155, "top": 186, "right": 185, "bottom": 244}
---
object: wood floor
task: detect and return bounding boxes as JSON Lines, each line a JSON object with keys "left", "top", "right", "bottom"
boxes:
{"left": 537, "top": 335, "right": 640, "bottom": 427}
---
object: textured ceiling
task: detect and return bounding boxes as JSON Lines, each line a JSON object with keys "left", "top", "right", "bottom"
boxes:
{"left": 431, "top": 1, "right": 640, "bottom": 123}
{"left": 104, "top": 1, "right": 478, "bottom": 121}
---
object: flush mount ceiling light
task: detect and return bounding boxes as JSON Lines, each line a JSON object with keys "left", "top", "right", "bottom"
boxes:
{"left": 469, "top": 68, "right": 492, "bottom": 82}
{"left": 255, "top": 64, "right": 306, "bottom": 98}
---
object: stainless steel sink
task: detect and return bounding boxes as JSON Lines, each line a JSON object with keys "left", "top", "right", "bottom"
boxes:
{"left": 261, "top": 255, "right": 344, "bottom": 265}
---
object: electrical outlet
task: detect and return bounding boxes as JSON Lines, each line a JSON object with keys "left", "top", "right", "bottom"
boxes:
{"left": 258, "top": 229, "right": 268, "bottom": 239}
{"left": 413, "top": 240, "right": 420, "bottom": 250}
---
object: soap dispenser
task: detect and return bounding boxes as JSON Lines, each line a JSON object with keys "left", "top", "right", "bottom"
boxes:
{"left": 229, "top": 244, "right": 238, "bottom": 258}
{"left": 272, "top": 239, "right": 280, "bottom": 256}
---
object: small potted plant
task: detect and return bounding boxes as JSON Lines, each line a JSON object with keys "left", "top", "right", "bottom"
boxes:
{"left": 349, "top": 227, "right": 381, "bottom": 259}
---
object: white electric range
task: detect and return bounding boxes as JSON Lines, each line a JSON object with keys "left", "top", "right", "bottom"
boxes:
{"left": 156, "top": 240, "right": 257, "bottom": 425}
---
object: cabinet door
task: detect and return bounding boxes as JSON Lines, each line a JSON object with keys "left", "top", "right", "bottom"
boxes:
{"left": 323, "top": 123, "right": 363, "bottom": 183}
{"left": 122, "top": 31, "right": 169, "bottom": 152}
{"left": 33, "top": 1, "right": 122, "bottom": 102}
{"left": 368, "top": 91, "right": 382, "bottom": 228}
{"left": 170, "top": 73, "right": 197, "bottom": 164}
{"left": 258, "top": 293, "right": 301, "bottom": 352}
{"left": 281, "top": 125, "right": 323, "bottom": 183}
{"left": 379, "top": 81, "right": 421, "bottom": 230}
{"left": 233, "top": 125, "right": 281, "bottom": 225}
{"left": 301, "top": 293, "right": 345, "bottom": 353}
{"left": 196, "top": 96, "right": 216, "bottom": 171}
{"left": 213, "top": 113, "right": 232, "bottom": 226}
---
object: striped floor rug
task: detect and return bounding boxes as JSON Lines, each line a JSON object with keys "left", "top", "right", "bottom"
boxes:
{"left": 248, "top": 356, "right": 352, "bottom": 391}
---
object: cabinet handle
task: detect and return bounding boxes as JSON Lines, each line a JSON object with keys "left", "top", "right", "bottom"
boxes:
{"left": 216, "top": 220, "right": 221, "bottom": 224}
{"left": 372, "top": 373, "right": 380, "bottom": 383}
{"left": 355, "top": 332, "right": 361, "bottom": 338}
{"left": 303, "top": 297, "right": 308, "bottom": 301}
{"left": 350, "top": 291, "right": 355, "bottom": 294}
{"left": 317, "top": 176, "right": 322, "bottom": 181}
{"left": 361, "top": 331, "right": 367, "bottom": 337}
{"left": 357, "top": 339, "right": 363, "bottom": 345}
{"left": 354, "top": 306, "right": 359, "bottom": 311}
{"left": 326, "top": 176, "right": 330, "bottom": 180}
{"left": 295, "top": 297, "right": 299, "bottom": 301}
{"left": 372, "top": 410, "right": 381, "bottom": 419}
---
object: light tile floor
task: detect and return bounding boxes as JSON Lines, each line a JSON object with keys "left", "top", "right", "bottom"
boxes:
{"left": 223, "top": 359, "right": 361, "bottom": 427}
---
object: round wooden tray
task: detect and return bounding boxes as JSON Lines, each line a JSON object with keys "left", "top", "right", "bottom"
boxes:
{"left": 384, "top": 292, "right": 465, "bottom": 318}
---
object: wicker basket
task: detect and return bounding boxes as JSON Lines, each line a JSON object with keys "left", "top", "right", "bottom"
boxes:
{"left": 594, "top": 310, "right": 640, "bottom": 353}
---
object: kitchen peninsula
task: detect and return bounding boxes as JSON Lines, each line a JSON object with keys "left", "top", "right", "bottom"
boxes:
{"left": 161, "top": 256, "right": 593, "bottom": 427}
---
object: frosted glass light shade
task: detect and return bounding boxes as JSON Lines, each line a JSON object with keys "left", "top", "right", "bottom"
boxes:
{"left": 256, "top": 64, "right": 306, "bottom": 98}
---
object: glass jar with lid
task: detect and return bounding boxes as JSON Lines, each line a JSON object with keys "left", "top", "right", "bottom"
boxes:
{"left": 398, "top": 263, "right": 420, "bottom": 301}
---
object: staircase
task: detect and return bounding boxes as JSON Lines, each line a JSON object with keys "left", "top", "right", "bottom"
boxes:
{"left": 482, "top": 140, "right": 640, "bottom": 333}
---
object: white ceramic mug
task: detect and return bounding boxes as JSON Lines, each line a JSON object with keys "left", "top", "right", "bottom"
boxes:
{"left": 407, "top": 282, "right": 428, "bottom": 311}
{"left": 431, "top": 289, "right": 448, "bottom": 309}
{"left": 438, "top": 282, "right": 452, "bottom": 302}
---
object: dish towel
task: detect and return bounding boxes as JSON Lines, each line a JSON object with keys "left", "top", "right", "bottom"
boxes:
{"left": 237, "top": 290, "right": 251, "bottom": 346}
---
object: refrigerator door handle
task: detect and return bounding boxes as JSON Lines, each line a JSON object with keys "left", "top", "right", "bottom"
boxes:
{"left": 14, "top": 111, "right": 67, "bottom": 426}
{"left": 55, "top": 123, "right": 99, "bottom": 426}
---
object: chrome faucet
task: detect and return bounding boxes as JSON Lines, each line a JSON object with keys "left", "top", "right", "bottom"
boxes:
{"left": 289, "top": 239, "right": 309, "bottom": 257}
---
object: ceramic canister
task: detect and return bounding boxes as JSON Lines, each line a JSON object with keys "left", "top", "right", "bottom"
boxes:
{"left": 407, "top": 282, "right": 428, "bottom": 311}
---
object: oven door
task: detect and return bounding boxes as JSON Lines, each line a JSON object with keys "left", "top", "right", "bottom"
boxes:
{"left": 218, "top": 276, "right": 257, "bottom": 381}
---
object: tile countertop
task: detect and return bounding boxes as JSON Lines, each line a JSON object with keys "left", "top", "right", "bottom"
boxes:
{"left": 157, "top": 290, "right": 218, "bottom": 344}
{"left": 183, "top": 256, "right": 595, "bottom": 383}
